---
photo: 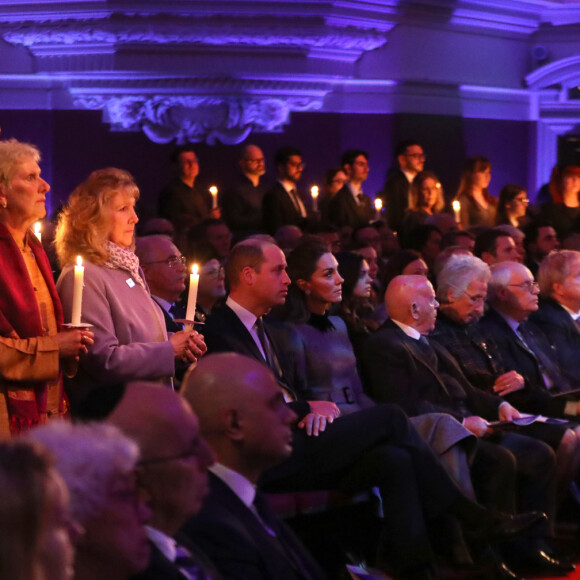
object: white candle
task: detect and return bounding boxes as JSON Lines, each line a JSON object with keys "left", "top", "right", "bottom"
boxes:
{"left": 209, "top": 186, "right": 218, "bottom": 210}
{"left": 33, "top": 222, "right": 41, "bottom": 243}
{"left": 310, "top": 186, "right": 319, "bottom": 212}
{"left": 185, "top": 264, "right": 199, "bottom": 330}
{"left": 71, "top": 255, "right": 84, "bottom": 326}
{"left": 452, "top": 200, "right": 461, "bottom": 224}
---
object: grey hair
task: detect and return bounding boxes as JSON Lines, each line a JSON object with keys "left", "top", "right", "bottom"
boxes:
{"left": 487, "top": 262, "right": 515, "bottom": 303}
{"left": 28, "top": 421, "right": 139, "bottom": 526}
{"left": 436, "top": 254, "right": 490, "bottom": 303}
{"left": 0, "top": 139, "right": 41, "bottom": 188}
{"left": 538, "top": 250, "right": 580, "bottom": 296}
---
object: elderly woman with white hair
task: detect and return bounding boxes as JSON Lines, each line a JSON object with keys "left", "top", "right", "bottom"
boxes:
{"left": 0, "top": 139, "right": 93, "bottom": 435}
{"left": 29, "top": 421, "right": 151, "bottom": 580}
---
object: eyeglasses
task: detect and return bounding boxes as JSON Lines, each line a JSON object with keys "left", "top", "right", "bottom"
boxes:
{"left": 138, "top": 442, "right": 202, "bottom": 466}
{"left": 463, "top": 291, "right": 486, "bottom": 305}
{"left": 509, "top": 280, "right": 539, "bottom": 292}
{"left": 513, "top": 197, "right": 529, "bottom": 204}
{"left": 142, "top": 255, "right": 186, "bottom": 268}
{"left": 246, "top": 158, "right": 265, "bottom": 164}
{"left": 287, "top": 160, "right": 305, "bottom": 170}
{"left": 202, "top": 266, "right": 225, "bottom": 279}
{"left": 406, "top": 153, "right": 426, "bottom": 160}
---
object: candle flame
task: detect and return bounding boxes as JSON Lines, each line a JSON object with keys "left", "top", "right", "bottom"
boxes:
{"left": 452, "top": 200, "right": 461, "bottom": 211}
{"left": 76, "top": 255, "right": 83, "bottom": 267}
{"left": 374, "top": 198, "right": 383, "bottom": 211}
{"left": 34, "top": 222, "right": 41, "bottom": 235}
{"left": 209, "top": 186, "right": 218, "bottom": 195}
{"left": 192, "top": 264, "right": 199, "bottom": 276}
{"left": 310, "top": 186, "right": 319, "bottom": 198}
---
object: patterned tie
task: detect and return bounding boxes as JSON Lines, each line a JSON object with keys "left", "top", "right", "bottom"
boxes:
{"left": 174, "top": 543, "right": 211, "bottom": 580}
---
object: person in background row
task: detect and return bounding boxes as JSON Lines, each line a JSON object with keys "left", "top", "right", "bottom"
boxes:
{"left": 0, "top": 138, "right": 92, "bottom": 435}
{"left": 540, "top": 165, "right": 580, "bottom": 239}
{"left": 0, "top": 439, "right": 78, "bottom": 580}
{"left": 319, "top": 166, "right": 347, "bottom": 219}
{"left": 495, "top": 184, "right": 529, "bottom": 228}
{"left": 494, "top": 225, "right": 525, "bottom": 264}
{"left": 401, "top": 171, "right": 446, "bottom": 234}
{"left": 55, "top": 168, "right": 205, "bottom": 414}
{"left": 522, "top": 220, "right": 560, "bottom": 279}
{"left": 474, "top": 229, "right": 519, "bottom": 267}
{"left": 29, "top": 422, "right": 151, "bottom": 580}
{"left": 455, "top": 156, "right": 497, "bottom": 229}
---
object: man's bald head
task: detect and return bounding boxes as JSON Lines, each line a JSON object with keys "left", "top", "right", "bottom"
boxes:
{"left": 182, "top": 353, "right": 296, "bottom": 482}
{"left": 385, "top": 275, "right": 439, "bottom": 334}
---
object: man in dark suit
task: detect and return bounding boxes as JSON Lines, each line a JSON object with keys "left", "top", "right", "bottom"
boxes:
{"left": 326, "top": 150, "right": 374, "bottom": 230}
{"left": 262, "top": 146, "right": 308, "bottom": 234}
{"left": 377, "top": 140, "right": 425, "bottom": 233}
{"left": 480, "top": 260, "right": 580, "bottom": 416}
{"left": 361, "top": 274, "right": 570, "bottom": 576}
{"left": 530, "top": 249, "right": 580, "bottom": 386}
{"left": 201, "top": 238, "right": 545, "bottom": 579}
{"left": 181, "top": 353, "right": 327, "bottom": 580}
{"left": 108, "top": 383, "right": 221, "bottom": 580}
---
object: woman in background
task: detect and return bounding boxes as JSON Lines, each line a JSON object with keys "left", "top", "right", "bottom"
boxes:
{"left": 402, "top": 171, "right": 446, "bottom": 234}
{"left": 495, "top": 184, "right": 529, "bottom": 228}
{"left": 455, "top": 156, "right": 497, "bottom": 228}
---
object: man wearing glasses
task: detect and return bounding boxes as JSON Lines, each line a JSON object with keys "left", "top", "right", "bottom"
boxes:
{"left": 378, "top": 140, "right": 426, "bottom": 233}
{"left": 262, "top": 146, "right": 308, "bottom": 234}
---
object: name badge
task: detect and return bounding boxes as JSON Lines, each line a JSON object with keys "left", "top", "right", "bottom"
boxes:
{"left": 126, "top": 278, "right": 136, "bottom": 288}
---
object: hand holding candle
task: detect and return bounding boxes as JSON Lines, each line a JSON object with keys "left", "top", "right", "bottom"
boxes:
{"left": 185, "top": 264, "right": 199, "bottom": 331}
{"left": 71, "top": 256, "right": 84, "bottom": 326}
{"left": 209, "top": 186, "right": 218, "bottom": 210}
{"left": 310, "top": 186, "right": 319, "bottom": 213}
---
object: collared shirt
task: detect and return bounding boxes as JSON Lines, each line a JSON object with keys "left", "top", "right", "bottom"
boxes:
{"left": 153, "top": 295, "right": 173, "bottom": 317}
{"left": 278, "top": 180, "right": 307, "bottom": 217}
{"left": 391, "top": 318, "right": 422, "bottom": 340}
{"left": 226, "top": 296, "right": 268, "bottom": 361}
{"left": 146, "top": 526, "right": 178, "bottom": 563}
{"left": 347, "top": 182, "right": 364, "bottom": 203}
{"left": 560, "top": 303, "right": 580, "bottom": 321}
{"left": 209, "top": 462, "right": 256, "bottom": 508}
{"left": 402, "top": 170, "right": 416, "bottom": 185}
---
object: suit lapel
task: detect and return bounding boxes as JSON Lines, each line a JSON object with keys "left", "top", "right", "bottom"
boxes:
{"left": 222, "top": 306, "right": 270, "bottom": 363}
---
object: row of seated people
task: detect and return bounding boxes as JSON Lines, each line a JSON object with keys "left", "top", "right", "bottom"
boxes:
{"left": 0, "top": 137, "right": 579, "bottom": 579}
{"left": 155, "top": 139, "right": 580, "bottom": 253}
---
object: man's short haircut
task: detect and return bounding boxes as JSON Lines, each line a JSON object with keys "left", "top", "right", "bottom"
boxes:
{"left": 225, "top": 238, "right": 271, "bottom": 288}
{"left": 274, "top": 146, "right": 301, "bottom": 167}
{"left": 474, "top": 228, "right": 511, "bottom": 258}
{"left": 170, "top": 144, "right": 197, "bottom": 164}
{"left": 522, "top": 219, "right": 556, "bottom": 249}
{"left": 538, "top": 250, "right": 580, "bottom": 296}
{"left": 395, "top": 140, "right": 422, "bottom": 158}
{"left": 440, "top": 230, "right": 475, "bottom": 250}
{"left": 436, "top": 254, "right": 490, "bottom": 304}
{"left": 340, "top": 149, "right": 369, "bottom": 168}
{"left": 487, "top": 262, "right": 515, "bottom": 303}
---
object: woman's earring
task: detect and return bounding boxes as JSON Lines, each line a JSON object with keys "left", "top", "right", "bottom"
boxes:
{"left": 0, "top": 200, "right": 6, "bottom": 209}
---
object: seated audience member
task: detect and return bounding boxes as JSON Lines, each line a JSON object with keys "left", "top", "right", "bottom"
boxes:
{"left": 425, "top": 213, "right": 457, "bottom": 236}
{"left": 454, "top": 156, "right": 497, "bottom": 229}
{"left": 0, "top": 139, "right": 93, "bottom": 434}
{"left": 326, "top": 150, "right": 374, "bottom": 230}
{"left": 372, "top": 220, "right": 400, "bottom": 258}
{"left": 431, "top": 255, "right": 580, "bottom": 494}
{"left": 440, "top": 229, "right": 476, "bottom": 253}
{"left": 474, "top": 228, "right": 519, "bottom": 267}
{"left": 275, "top": 224, "right": 303, "bottom": 255}
{"left": 182, "top": 354, "right": 326, "bottom": 580}
{"left": 262, "top": 146, "right": 308, "bottom": 234}
{"left": 431, "top": 245, "right": 472, "bottom": 283}
{"left": 136, "top": 235, "right": 188, "bottom": 331}
{"left": 195, "top": 257, "right": 227, "bottom": 321}
{"left": 522, "top": 220, "right": 560, "bottom": 279}
{"left": 378, "top": 140, "right": 425, "bottom": 233}
{"left": 158, "top": 146, "right": 211, "bottom": 250}
{"left": 55, "top": 168, "right": 205, "bottom": 413}
{"left": 494, "top": 225, "right": 525, "bottom": 263}
{"left": 401, "top": 224, "right": 442, "bottom": 273}
{"left": 382, "top": 249, "right": 428, "bottom": 291}
{"left": 319, "top": 167, "right": 347, "bottom": 219}
{"left": 106, "top": 383, "right": 221, "bottom": 580}
{"left": 188, "top": 218, "right": 232, "bottom": 264}
{"left": 540, "top": 165, "right": 580, "bottom": 239}
{"left": 138, "top": 218, "right": 175, "bottom": 239}
{"left": 531, "top": 250, "right": 580, "bottom": 388}
{"left": 222, "top": 144, "right": 268, "bottom": 234}
{"left": 479, "top": 261, "right": 580, "bottom": 413}
{"left": 360, "top": 275, "right": 569, "bottom": 576}
{"left": 306, "top": 222, "right": 341, "bottom": 254}
{"left": 495, "top": 185, "right": 529, "bottom": 228}
{"left": 29, "top": 422, "right": 150, "bottom": 580}
{"left": 201, "top": 238, "right": 544, "bottom": 579}
{"left": 0, "top": 439, "right": 77, "bottom": 580}
{"left": 401, "top": 171, "right": 445, "bottom": 234}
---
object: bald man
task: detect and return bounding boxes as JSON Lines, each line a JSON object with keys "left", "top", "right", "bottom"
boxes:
{"left": 107, "top": 383, "right": 221, "bottom": 580}
{"left": 181, "top": 353, "right": 543, "bottom": 580}
{"left": 361, "top": 275, "right": 568, "bottom": 576}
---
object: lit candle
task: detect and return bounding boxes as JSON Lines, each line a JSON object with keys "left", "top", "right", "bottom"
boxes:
{"left": 209, "top": 186, "right": 218, "bottom": 210}
{"left": 185, "top": 264, "right": 199, "bottom": 330}
{"left": 71, "top": 256, "right": 84, "bottom": 326}
{"left": 374, "top": 198, "right": 383, "bottom": 213}
{"left": 33, "top": 222, "right": 41, "bottom": 242}
{"left": 452, "top": 200, "right": 461, "bottom": 224}
{"left": 310, "top": 186, "right": 319, "bottom": 212}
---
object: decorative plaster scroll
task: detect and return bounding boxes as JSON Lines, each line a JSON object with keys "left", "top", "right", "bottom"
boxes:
{"left": 73, "top": 95, "right": 323, "bottom": 145}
